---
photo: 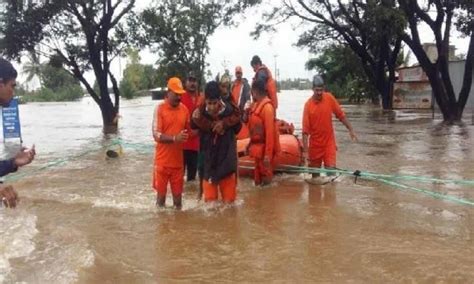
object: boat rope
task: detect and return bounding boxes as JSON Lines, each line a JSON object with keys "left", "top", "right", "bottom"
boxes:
{"left": 4, "top": 138, "right": 472, "bottom": 207}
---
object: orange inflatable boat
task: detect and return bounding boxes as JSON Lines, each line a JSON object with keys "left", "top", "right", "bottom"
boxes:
{"left": 237, "top": 120, "right": 303, "bottom": 176}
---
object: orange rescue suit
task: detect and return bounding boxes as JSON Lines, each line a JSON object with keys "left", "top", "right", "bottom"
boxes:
{"left": 152, "top": 101, "right": 190, "bottom": 196}
{"left": 302, "top": 92, "right": 345, "bottom": 167}
{"left": 255, "top": 65, "right": 278, "bottom": 110}
{"left": 248, "top": 97, "right": 280, "bottom": 184}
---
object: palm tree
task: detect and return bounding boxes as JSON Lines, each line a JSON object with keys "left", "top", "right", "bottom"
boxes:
{"left": 23, "top": 51, "right": 43, "bottom": 87}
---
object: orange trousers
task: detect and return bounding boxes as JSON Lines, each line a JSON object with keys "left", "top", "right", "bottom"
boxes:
{"left": 308, "top": 144, "right": 336, "bottom": 168}
{"left": 153, "top": 166, "right": 184, "bottom": 197}
{"left": 203, "top": 173, "right": 236, "bottom": 203}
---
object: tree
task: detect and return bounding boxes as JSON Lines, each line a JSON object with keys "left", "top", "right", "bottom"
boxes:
{"left": 253, "top": 0, "right": 406, "bottom": 109}
{"left": 306, "top": 44, "right": 378, "bottom": 102}
{"left": 0, "top": 0, "right": 136, "bottom": 133}
{"left": 278, "top": 78, "right": 312, "bottom": 90}
{"left": 118, "top": 48, "right": 159, "bottom": 99}
{"left": 22, "top": 51, "right": 43, "bottom": 87}
{"left": 138, "top": 0, "right": 260, "bottom": 88}
{"left": 398, "top": 0, "right": 473, "bottom": 122}
{"left": 40, "top": 63, "right": 80, "bottom": 92}
{"left": 20, "top": 59, "right": 84, "bottom": 102}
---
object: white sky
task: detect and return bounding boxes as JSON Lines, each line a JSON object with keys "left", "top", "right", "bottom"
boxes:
{"left": 14, "top": 1, "right": 471, "bottom": 88}
{"left": 123, "top": 1, "right": 313, "bottom": 83}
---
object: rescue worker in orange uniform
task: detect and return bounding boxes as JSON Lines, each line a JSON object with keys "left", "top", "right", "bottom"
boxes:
{"left": 250, "top": 55, "right": 278, "bottom": 111}
{"left": 191, "top": 81, "right": 242, "bottom": 203}
{"left": 302, "top": 75, "right": 358, "bottom": 177}
{"left": 244, "top": 80, "right": 279, "bottom": 186}
{"left": 152, "top": 77, "right": 191, "bottom": 209}
{"left": 231, "top": 66, "right": 251, "bottom": 140}
{"left": 181, "top": 72, "right": 203, "bottom": 182}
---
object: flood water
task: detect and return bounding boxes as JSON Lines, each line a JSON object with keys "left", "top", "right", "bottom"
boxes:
{"left": 1, "top": 90, "right": 473, "bottom": 283}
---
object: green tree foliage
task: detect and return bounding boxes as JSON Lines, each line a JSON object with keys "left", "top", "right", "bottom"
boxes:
{"left": 0, "top": 0, "right": 136, "bottom": 133}
{"left": 40, "top": 64, "right": 79, "bottom": 92}
{"left": 119, "top": 48, "right": 159, "bottom": 99}
{"left": 253, "top": 0, "right": 406, "bottom": 109}
{"left": 306, "top": 44, "right": 377, "bottom": 102}
{"left": 119, "top": 78, "right": 135, "bottom": 100}
{"left": 278, "top": 78, "right": 312, "bottom": 90}
{"left": 138, "top": 0, "right": 260, "bottom": 88}
{"left": 22, "top": 51, "right": 43, "bottom": 86}
{"left": 25, "top": 84, "right": 83, "bottom": 102}
{"left": 455, "top": 0, "right": 474, "bottom": 36}
{"left": 20, "top": 60, "right": 84, "bottom": 102}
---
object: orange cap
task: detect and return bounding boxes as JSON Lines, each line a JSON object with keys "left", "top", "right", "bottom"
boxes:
{"left": 167, "top": 77, "right": 186, "bottom": 95}
{"left": 235, "top": 66, "right": 243, "bottom": 73}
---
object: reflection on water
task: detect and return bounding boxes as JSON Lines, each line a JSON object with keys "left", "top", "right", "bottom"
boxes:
{"left": 1, "top": 91, "right": 473, "bottom": 282}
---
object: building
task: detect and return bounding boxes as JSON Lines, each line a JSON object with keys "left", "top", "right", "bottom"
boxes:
{"left": 393, "top": 61, "right": 474, "bottom": 119}
{"left": 422, "top": 43, "right": 459, "bottom": 63}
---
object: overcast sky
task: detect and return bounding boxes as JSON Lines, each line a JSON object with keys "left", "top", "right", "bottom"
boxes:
{"left": 127, "top": 1, "right": 313, "bottom": 82}
{"left": 112, "top": 0, "right": 472, "bottom": 83}
{"left": 14, "top": 1, "right": 471, "bottom": 87}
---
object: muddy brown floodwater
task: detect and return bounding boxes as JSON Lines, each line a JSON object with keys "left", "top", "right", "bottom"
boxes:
{"left": 1, "top": 90, "right": 473, "bottom": 283}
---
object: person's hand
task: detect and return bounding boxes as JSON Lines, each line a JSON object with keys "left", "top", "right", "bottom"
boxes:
{"left": 175, "top": 130, "right": 189, "bottom": 142}
{"left": 192, "top": 109, "right": 200, "bottom": 120}
{"left": 0, "top": 185, "right": 19, "bottom": 208}
{"left": 212, "top": 120, "right": 225, "bottom": 135}
{"left": 244, "top": 101, "right": 251, "bottom": 111}
{"left": 14, "top": 145, "right": 36, "bottom": 168}
{"left": 349, "top": 130, "right": 358, "bottom": 142}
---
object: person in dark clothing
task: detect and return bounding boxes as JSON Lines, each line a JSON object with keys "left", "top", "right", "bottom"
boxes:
{"left": 230, "top": 66, "right": 251, "bottom": 114}
{"left": 191, "top": 81, "right": 241, "bottom": 203}
{"left": 0, "top": 58, "right": 36, "bottom": 208}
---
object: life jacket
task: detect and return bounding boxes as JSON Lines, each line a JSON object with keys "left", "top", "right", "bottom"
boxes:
{"left": 247, "top": 97, "right": 281, "bottom": 160}
{"left": 276, "top": 119, "right": 295, "bottom": 135}
{"left": 256, "top": 65, "right": 278, "bottom": 110}
{"left": 249, "top": 97, "right": 272, "bottom": 144}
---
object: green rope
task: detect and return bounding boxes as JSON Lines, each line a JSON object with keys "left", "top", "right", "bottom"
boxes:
{"left": 367, "top": 176, "right": 474, "bottom": 207}
{"left": 101, "top": 140, "right": 474, "bottom": 206}
{"left": 114, "top": 139, "right": 474, "bottom": 186}
{"left": 269, "top": 164, "right": 474, "bottom": 186}
{"left": 3, "top": 137, "right": 472, "bottom": 207}
{"left": 110, "top": 138, "right": 153, "bottom": 153}
{"left": 4, "top": 145, "right": 105, "bottom": 182}
{"left": 112, "top": 139, "right": 474, "bottom": 187}
{"left": 239, "top": 164, "right": 474, "bottom": 207}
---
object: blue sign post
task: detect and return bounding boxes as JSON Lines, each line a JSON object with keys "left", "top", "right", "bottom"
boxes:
{"left": 2, "top": 97, "right": 22, "bottom": 142}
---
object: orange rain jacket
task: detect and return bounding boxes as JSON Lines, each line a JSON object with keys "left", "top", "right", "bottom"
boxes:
{"left": 248, "top": 97, "right": 280, "bottom": 161}
{"left": 302, "top": 92, "right": 345, "bottom": 163}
